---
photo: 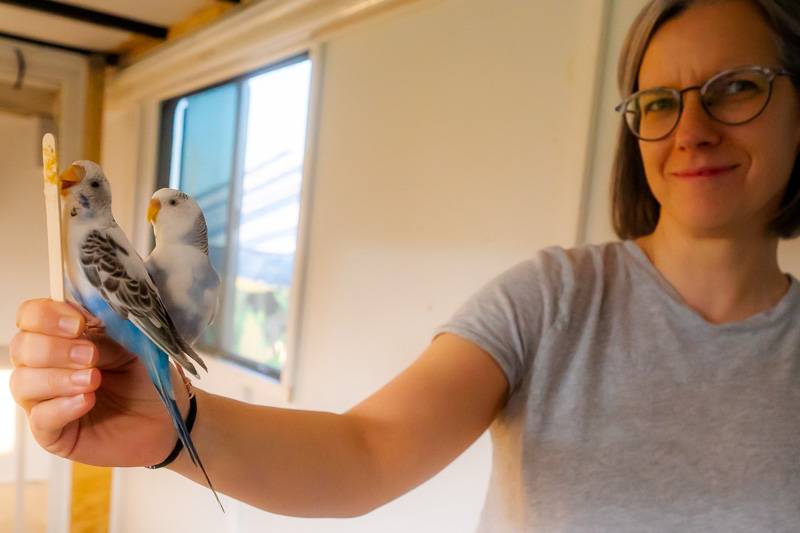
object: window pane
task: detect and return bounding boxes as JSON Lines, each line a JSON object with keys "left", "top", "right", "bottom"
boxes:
{"left": 173, "top": 84, "right": 239, "bottom": 349}
{"left": 159, "top": 55, "right": 312, "bottom": 376}
{"left": 226, "top": 59, "right": 312, "bottom": 370}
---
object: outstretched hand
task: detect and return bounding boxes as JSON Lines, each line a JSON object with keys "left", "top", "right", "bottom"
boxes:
{"left": 9, "top": 298, "right": 189, "bottom": 467}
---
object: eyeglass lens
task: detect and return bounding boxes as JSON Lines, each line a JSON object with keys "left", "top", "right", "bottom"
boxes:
{"left": 623, "top": 68, "right": 772, "bottom": 140}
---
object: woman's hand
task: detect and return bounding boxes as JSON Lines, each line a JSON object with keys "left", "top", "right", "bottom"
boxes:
{"left": 9, "top": 298, "right": 188, "bottom": 467}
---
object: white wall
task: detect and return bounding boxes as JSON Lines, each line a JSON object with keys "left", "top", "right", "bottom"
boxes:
{"left": 106, "top": 0, "right": 606, "bottom": 531}
{"left": 296, "top": 0, "right": 603, "bottom": 409}
{"left": 0, "top": 110, "right": 50, "bottom": 344}
{"left": 0, "top": 41, "right": 87, "bottom": 346}
{"left": 0, "top": 38, "right": 88, "bottom": 340}
{"left": 581, "top": 0, "right": 646, "bottom": 245}
{"left": 0, "top": 110, "right": 56, "bottom": 484}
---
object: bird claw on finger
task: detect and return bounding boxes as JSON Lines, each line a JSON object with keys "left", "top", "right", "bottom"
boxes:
{"left": 86, "top": 313, "right": 104, "bottom": 328}
{"left": 86, "top": 323, "right": 106, "bottom": 335}
{"left": 70, "top": 300, "right": 105, "bottom": 331}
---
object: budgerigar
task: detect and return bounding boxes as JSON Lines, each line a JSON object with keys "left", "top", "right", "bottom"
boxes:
{"left": 145, "top": 188, "right": 220, "bottom": 346}
{"left": 59, "top": 161, "right": 222, "bottom": 509}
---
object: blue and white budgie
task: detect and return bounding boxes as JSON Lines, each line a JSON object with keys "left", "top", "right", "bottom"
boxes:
{"left": 145, "top": 188, "right": 220, "bottom": 346}
{"left": 59, "top": 161, "right": 222, "bottom": 509}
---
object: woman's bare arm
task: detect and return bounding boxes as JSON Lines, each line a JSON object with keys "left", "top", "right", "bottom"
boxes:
{"left": 169, "top": 333, "right": 508, "bottom": 516}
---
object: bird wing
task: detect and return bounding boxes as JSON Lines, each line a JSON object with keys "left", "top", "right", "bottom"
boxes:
{"left": 78, "top": 228, "right": 207, "bottom": 376}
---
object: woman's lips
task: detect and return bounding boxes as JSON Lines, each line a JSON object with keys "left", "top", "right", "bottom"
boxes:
{"left": 673, "top": 164, "right": 739, "bottom": 178}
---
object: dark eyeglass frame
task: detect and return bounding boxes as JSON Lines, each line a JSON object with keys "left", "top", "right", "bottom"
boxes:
{"left": 614, "top": 65, "right": 793, "bottom": 142}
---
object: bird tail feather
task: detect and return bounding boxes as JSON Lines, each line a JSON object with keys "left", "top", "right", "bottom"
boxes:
{"left": 147, "top": 350, "right": 225, "bottom": 512}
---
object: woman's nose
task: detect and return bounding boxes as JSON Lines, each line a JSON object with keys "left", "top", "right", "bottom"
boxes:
{"left": 672, "top": 90, "right": 721, "bottom": 149}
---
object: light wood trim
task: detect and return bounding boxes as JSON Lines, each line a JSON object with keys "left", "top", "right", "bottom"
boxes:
{"left": 0, "top": 84, "right": 56, "bottom": 118}
{"left": 83, "top": 55, "right": 105, "bottom": 162}
{"left": 69, "top": 464, "right": 112, "bottom": 533}
{"left": 119, "top": 1, "right": 247, "bottom": 65}
{"left": 105, "top": 0, "right": 425, "bottom": 104}
{"left": 168, "top": 2, "right": 238, "bottom": 40}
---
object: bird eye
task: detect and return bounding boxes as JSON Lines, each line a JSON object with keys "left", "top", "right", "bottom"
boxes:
{"left": 90, "top": 181, "right": 100, "bottom": 188}
{"left": 169, "top": 199, "right": 177, "bottom": 206}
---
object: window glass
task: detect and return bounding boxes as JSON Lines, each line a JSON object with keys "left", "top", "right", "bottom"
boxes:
{"left": 159, "top": 55, "right": 312, "bottom": 378}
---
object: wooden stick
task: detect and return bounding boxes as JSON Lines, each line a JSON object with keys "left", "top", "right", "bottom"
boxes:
{"left": 42, "top": 133, "right": 65, "bottom": 302}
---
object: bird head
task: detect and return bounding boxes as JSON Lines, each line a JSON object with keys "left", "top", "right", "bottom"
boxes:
{"left": 59, "top": 161, "right": 113, "bottom": 221}
{"left": 148, "top": 188, "right": 206, "bottom": 245}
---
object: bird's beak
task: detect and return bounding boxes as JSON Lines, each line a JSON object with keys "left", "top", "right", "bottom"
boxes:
{"left": 147, "top": 198, "right": 161, "bottom": 224}
{"left": 59, "top": 164, "right": 85, "bottom": 195}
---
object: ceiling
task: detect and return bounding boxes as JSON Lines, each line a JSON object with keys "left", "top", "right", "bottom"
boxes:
{"left": 0, "top": 0, "right": 244, "bottom": 65}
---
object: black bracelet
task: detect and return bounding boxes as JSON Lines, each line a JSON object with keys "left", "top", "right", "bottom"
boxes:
{"left": 147, "top": 395, "right": 197, "bottom": 470}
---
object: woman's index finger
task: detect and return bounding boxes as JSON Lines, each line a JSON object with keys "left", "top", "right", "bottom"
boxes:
{"left": 16, "top": 299, "right": 86, "bottom": 338}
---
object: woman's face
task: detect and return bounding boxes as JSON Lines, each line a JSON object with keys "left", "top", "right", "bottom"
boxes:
{"left": 637, "top": 0, "right": 800, "bottom": 238}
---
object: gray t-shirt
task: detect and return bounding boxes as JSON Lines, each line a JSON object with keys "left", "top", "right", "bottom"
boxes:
{"left": 433, "top": 240, "right": 800, "bottom": 532}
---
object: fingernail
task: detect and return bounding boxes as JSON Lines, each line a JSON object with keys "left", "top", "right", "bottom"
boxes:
{"left": 58, "top": 317, "right": 81, "bottom": 336}
{"left": 70, "top": 344, "right": 94, "bottom": 366}
{"left": 71, "top": 370, "right": 92, "bottom": 387}
{"left": 69, "top": 394, "right": 85, "bottom": 409}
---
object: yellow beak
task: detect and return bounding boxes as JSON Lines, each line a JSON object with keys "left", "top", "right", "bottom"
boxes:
{"left": 59, "top": 164, "right": 85, "bottom": 195}
{"left": 147, "top": 198, "right": 161, "bottom": 224}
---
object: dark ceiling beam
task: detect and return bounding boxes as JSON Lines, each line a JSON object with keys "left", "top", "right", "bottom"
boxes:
{"left": 0, "top": 30, "right": 119, "bottom": 65}
{"left": 0, "top": 0, "right": 168, "bottom": 39}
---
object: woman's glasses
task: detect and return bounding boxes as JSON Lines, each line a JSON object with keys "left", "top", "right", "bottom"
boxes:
{"left": 615, "top": 65, "right": 793, "bottom": 141}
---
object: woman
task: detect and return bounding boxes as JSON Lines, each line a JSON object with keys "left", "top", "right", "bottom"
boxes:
{"left": 10, "top": 0, "right": 800, "bottom": 529}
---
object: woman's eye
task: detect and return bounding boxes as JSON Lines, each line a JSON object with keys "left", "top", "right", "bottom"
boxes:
{"left": 644, "top": 98, "right": 676, "bottom": 113}
{"left": 724, "top": 79, "right": 757, "bottom": 94}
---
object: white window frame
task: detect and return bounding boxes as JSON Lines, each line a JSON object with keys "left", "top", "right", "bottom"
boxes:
{"left": 156, "top": 52, "right": 315, "bottom": 384}
{"left": 119, "top": 52, "right": 320, "bottom": 407}
{"left": 104, "top": 0, "right": 417, "bottom": 405}
{"left": 107, "top": 25, "right": 332, "bottom": 407}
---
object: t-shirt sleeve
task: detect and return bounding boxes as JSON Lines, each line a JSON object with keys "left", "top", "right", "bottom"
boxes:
{"left": 431, "top": 246, "right": 565, "bottom": 393}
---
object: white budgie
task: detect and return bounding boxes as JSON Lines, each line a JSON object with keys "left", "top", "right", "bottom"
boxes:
{"left": 145, "top": 188, "right": 220, "bottom": 346}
